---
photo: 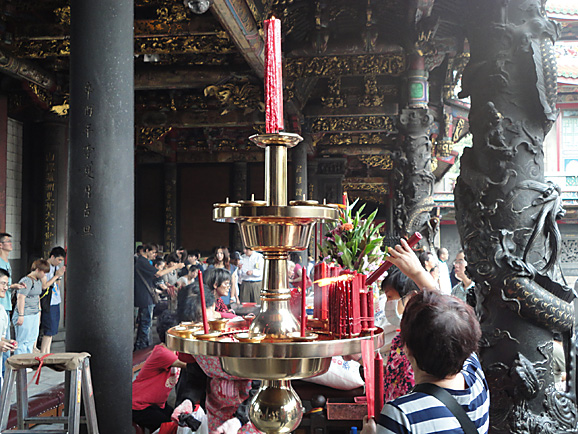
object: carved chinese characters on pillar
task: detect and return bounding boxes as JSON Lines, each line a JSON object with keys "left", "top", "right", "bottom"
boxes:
{"left": 83, "top": 82, "right": 94, "bottom": 237}
{"left": 164, "top": 173, "right": 176, "bottom": 253}
{"left": 295, "top": 163, "right": 303, "bottom": 198}
{"left": 43, "top": 152, "right": 56, "bottom": 258}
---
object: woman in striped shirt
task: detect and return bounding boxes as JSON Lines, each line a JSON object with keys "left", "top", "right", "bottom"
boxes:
{"left": 364, "top": 240, "right": 489, "bottom": 434}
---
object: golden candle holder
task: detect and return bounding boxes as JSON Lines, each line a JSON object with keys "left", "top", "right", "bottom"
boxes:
{"left": 167, "top": 132, "right": 384, "bottom": 433}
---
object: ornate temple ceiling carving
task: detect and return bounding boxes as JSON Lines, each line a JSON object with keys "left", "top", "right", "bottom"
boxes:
{"left": 285, "top": 55, "right": 406, "bottom": 80}
{"left": 0, "top": 0, "right": 493, "bottom": 174}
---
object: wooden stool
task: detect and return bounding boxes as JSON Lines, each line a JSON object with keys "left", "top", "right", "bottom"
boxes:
{"left": 0, "top": 352, "right": 99, "bottom": 434}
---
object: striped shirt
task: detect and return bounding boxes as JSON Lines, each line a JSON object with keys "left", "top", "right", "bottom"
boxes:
{"left": 377, "top": 353, "right": 489, "bottom": 434}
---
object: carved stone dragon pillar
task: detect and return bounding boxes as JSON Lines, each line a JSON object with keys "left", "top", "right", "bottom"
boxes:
{"left": 392, "top": 107, "right": 437, "bottom": 248}
{"left": 455, "top": 1, "right": 576, "bottom": 432}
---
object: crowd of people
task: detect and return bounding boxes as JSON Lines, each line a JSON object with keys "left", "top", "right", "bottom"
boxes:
{"left": 132, "top": 243, "right": 269, "bottom": 433}
{"left": 0, "top": 233, "right": 497, "bottom": 433}
{"left": 131, "top": 240, "right": 493, "bottom": 434}
{"left": 0, "top": 232, "right": 66, "bottom": 389}
{"left": 0, "top": 229, "right": 559, "bottom": 433}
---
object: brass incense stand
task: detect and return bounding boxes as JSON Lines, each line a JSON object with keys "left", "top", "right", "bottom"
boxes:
{"left": 168, "top": 132, "right": 384, "bottom": 433}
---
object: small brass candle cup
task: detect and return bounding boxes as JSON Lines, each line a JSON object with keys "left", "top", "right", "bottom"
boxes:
{"left": 209, "top": 318, "right": 228, "bottom": 332}
{"left": 236, "top": 332, "right": 266, "bottom": 343}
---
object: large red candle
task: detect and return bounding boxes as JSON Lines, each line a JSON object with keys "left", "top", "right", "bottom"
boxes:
{"left": 375, "top": 352, "right": 385, "bottom": 416}
{"left": 264, "top": 17, "right": 284, "bottom": 134}
{"left": 198, "top": 271, "right": 209, "bottom": 334}
{"left": 301, "top": 266, "right": 307, "bottom": 337}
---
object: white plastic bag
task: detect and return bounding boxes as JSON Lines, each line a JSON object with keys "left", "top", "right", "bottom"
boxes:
{"left": 177, "top": 406, "right": 208, "bottom": 434}
{"left": 303, "top": 356, "right": 364, "bottom": 390}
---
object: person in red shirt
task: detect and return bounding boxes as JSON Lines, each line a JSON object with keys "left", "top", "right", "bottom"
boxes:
{"left": 132, "top": 311, "right": 186, "bottom": 432}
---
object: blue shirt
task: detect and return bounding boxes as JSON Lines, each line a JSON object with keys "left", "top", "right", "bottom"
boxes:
{"left": 0, "top": 258, "right": 12, "bottom": 312}
{"left": 378, "top": 353, "right": 490, "bottom": 433}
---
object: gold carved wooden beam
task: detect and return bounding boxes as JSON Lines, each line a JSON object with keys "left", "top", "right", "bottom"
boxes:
{"left": 285, "top": 54, "right": 406, "bottom": 80}
{"left": 14, "top": 35, "right": 236, "bottom": 58}
{"left": 315, "top": 133, "right": 395, "bottom": 147}
{"left": 310, "top": 116, "right": 395, "bottom": 133}
{"left": 343, "top": 178, "right": 389, "bottom": 195}
{"left": 136, "top": 109, "right": 262, "bottom": 128}
{"left": 359, "top": 155, "right": 393, "bottom": 171}
{"left": 0, "top": 47, "right": 56, "bottom": 90}
{"left": 211, "top": 0, "right": 265, "bottom": 77}
{"left": 135, "top": 67, "right": 234, "bottom": 90}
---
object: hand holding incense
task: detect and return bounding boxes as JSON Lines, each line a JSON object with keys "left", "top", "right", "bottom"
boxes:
{"left": 366, "top": 232, "right": 422, "bottom": 285}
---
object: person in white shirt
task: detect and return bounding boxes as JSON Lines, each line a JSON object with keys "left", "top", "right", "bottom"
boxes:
{"left": 436, "top": 247, "right": 452, "bottom": 295}
{"left": 238, "top": 248, "right": 264, "bottom": 303}
{"left": 39, "top": 247, "right": 67, "bottom": 354}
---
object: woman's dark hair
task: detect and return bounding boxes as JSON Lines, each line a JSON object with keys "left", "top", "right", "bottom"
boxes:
{"left": 179, "top": 283, "right": 216, "bottom": 323}
{"left": 165, "top": 253, "right": 180, "bottom": 264}
{"left": 153, "top": 257, "right": 165, "bottom": 268}
{"left": 400, "top": 290, "right": 481, "bottom": 379}
{"left": 203, "top": 268, "right": 231, "bottom": 292}
{"left": 382, "top": 267, "right": 419, "bottom": 298}
{"left": 157, "top": 310, "right": 179, "bottom": 343}
{"left": 213, "top": 246, "right": 231, "bottom": 269}
{"left": 381, "top": 267, "right": 408, "bottom": 294}
{"left": 176, "top": 247, "right": 188, "bottom": 263}
{"left": 0, "top": 268, "right": 9, "bottom": 279}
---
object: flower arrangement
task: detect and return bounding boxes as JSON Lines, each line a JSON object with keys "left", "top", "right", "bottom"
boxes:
{"left": 319, "top": 199, "right": 385, "bottom": 275}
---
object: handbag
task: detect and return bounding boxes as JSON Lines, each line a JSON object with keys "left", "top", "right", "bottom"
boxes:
{"left": 412, "top": 383, "right": 478, "bottom": 434}
{"left": 135, "top": 265, "right": 160, "bottom": 304}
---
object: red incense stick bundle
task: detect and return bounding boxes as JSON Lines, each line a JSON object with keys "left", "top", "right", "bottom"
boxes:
{"left": 366, "top": 232, "right": 423, "bottom": 286}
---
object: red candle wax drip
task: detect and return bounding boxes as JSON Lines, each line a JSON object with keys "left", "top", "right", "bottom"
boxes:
{"left": 264, "top": 17, "right": 284, "bottom": 134}
{"left": 198, "top": 270, "right": 209, "bottom": 334}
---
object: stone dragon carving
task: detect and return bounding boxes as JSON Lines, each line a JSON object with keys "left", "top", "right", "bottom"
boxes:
{"left": 393, "top": 108, "right": 437, "bottom": 250}
{"left": 454, "top": 1, "right": 576, "bottom": 432}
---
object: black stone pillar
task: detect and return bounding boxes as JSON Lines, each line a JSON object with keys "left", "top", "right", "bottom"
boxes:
{"left": 393, "top": 108, "right": 436, "bottom": 247}
{"left": 393, "top": 54, "right": 436, "bottom": 249}
{"left": 41, "top": 120, "right": 68, "bottom": 258}
{"left": 68, "top": 0, "right": 134, "bottom": 433}
{"left": 232, "top": 162, "right": 248, "bottom": 252}
{"left": 455, "top": 1, "right": 574, "bottom": 432}
{"left": 164, "top": 163, "right": 177, "bottom": 253}
{"left": 292, "top": 138, "right": 308, "bottom": 267}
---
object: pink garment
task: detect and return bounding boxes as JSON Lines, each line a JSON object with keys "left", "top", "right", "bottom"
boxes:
{"left": 195, "top": 355, "right": 258, "bottom": 434}
{"left": 383, "top": 334, "right": 414, "bottom": 402}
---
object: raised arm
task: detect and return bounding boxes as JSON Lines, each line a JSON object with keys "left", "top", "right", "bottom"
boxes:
{"left": 386, "top": 239, "right": 437, "bottom": 291}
